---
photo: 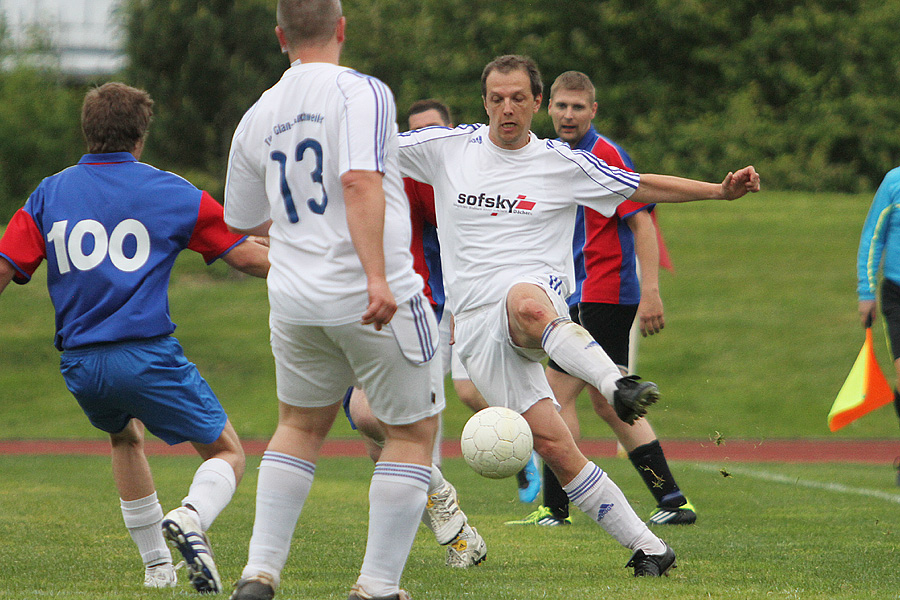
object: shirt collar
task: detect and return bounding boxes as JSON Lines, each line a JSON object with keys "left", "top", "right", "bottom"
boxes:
{"left": 78, "top": 152, "right": 138, "bottom": 165}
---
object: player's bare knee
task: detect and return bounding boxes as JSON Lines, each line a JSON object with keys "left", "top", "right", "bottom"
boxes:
{"left": 109, "top": 420, "right": 144, "bottom": 449}
{"left": 532, "top": 435, "right": 568, "bottom": 469}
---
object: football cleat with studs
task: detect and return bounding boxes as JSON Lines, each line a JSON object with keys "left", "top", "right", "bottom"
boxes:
{"left": 347, "top": 584, "right": 411, "bottom": 600}
{"left": 626, "top": 542, "right": 676, "bottom": 577}
{"left": 162, "top": 506, "right": 222, "bottom": 594}
{"left": 230, "top": 573, "right": 277, "bottom": 600}
{"left": 504, "top": 505, "right": 572, "bottom": 527}
{"left": 613, "top": 375, "right": 660, "bottom": 425}
{"left": 446, "top": 525, "right": 487, "bottom": 568}
{"left": 648, "top": 500, "right": 697, "bottom": 525}
{"left": 422, "top": 480, "right": 466, "bottom": 545}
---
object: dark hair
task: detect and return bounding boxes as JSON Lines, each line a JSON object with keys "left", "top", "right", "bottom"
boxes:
{"left": 81, "top": 82, "right": 153, "bottom": 154}
{"left": 408, "top": 99, "right": 452, "bottom": 126}
{"left": 277, "top": 0, "right": 343, "bottom": 48}
{"left": 481, "top": 55, "right": 543, "bottom": 99}
{"left": 550, "top": 71, "right": 596, "bottom": 102}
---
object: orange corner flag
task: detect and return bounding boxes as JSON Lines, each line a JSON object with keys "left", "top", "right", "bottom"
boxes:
{"left": 828, "top": 328, "right": 893, "bottom": 432}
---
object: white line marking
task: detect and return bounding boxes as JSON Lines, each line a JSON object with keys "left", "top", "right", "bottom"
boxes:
{"left": 689, "top": 463, "right": 900, "bottom": 504}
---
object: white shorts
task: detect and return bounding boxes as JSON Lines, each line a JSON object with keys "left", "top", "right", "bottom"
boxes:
{"left": 438, "top": 309, "right": 452, "bottom": 377}
{"left": 270, "top": 293, "right": 444, "bottom": 425}
{"left": 449, "top": 344, "right": 469, "bottom": 381}
{"left": 452, "top": 274, "right": 570, "bottom": 414}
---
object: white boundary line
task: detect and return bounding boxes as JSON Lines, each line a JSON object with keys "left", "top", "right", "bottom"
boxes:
{"left": 689, "top": 463, "right": 900, "bottom": 504}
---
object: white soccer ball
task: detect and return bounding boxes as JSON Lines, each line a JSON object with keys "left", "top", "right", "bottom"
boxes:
{"left": 460, "top": 406, "right": 534, "bottom": 479}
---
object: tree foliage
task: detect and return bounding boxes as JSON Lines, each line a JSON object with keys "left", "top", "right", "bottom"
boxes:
{"left": 0, "top": 20, "right": 84, "bottom": 222}
{"left": 3, "top": 0, "right": 897, "bottom": 224}
{"left": 121, "top": 0, "right": 285, "bottom": 183}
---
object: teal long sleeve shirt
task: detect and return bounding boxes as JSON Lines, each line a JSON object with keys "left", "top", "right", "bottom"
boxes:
{"left": 858, "top": 167, "right": 900, "bottom": 301}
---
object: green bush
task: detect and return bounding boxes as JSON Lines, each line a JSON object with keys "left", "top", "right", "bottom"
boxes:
{"left": 0, "top": 68, "right": 84, "bottom": 221}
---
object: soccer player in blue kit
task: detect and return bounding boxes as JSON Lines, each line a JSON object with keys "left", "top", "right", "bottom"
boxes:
{"left": 0, "top": 82, "right": 269, "bottom": 593}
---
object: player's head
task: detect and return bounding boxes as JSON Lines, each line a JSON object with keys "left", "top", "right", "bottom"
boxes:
{"left": 81, "top": 82, "right": 154, "bottom": 155}
{"left": 407, "top": 99, "right": 452, "bottom": 130}
{"left": 481, "top": 55, "right": 543, "bottom": 151}
{"left": 548, "top": 71, "right": 598, "bottom": 147}
{"left": 276, "top": 0, "right": 344, "bottom": 52}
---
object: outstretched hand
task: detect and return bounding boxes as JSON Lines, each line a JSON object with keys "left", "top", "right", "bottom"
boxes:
{"left": 721, "top": 166, "right": 761, "bottom": 200}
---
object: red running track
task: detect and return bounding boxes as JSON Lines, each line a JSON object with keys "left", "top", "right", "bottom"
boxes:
{"left": 0, "top": 438, "right": 897, "bottom": 464}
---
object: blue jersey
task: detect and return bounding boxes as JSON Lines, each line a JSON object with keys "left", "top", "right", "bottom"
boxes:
{"left": 858, "top": 167, "right": 900, "bottom": 300}
{"left": 0, "top": 152, "right": 245, "bottom": 350}
{"left": 568, "top": 126, "right": 641, "bottom": 306}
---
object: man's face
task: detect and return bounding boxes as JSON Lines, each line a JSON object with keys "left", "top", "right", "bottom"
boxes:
{"left": 548, "top": 89, "right": 597, "bottom": 147}
{"left": 482, "top": 68, "right": 541, "bottom": 150}
{"left": 408, "top": 108, "right": 448, "bottom": 130}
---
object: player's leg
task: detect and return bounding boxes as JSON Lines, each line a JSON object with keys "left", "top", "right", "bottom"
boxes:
{"left": 348, "top": 294, "right": 448, "bottom": 597}
{"left": 349, "top": 382, "right": 485, "bottom": 567}
{"left": 506, "top": 280, "right": 658, "bottom": 425}
{"left": 453, "top": 346, "right": 538, "bottom": 502}
{"left": 506, "top": 366, "right": 583, "bottom": 526}
{"left": 521, "top": 399, "right": 674, "bottom": 576}
{"left": 109, "top": 419, "right": 176, "bottom": 588}
{"left": 232, "top": 320, "right": 352, "bottom": 600}
{"left": 879, "top": 279, "right": 900, "bottom": 484}
{"left": 579, "top": 302, "right": 695, "bottom": 524}
{"left": 61, "top": 343, "right": 175, "bottom": 588}
{"left": 456, "top": 305, "right": 674, "bottom": 576}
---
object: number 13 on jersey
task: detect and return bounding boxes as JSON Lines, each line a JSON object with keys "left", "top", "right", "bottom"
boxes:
{"left": 271, "top": 138, "right": 328, "bottom": 223}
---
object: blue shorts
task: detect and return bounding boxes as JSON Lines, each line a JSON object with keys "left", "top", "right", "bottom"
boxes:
{"left": 59, "top": 336, "right": 227, "bottom": 445}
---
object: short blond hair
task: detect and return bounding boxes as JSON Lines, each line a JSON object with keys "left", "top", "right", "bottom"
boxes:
{"left": 550, "top": 71, "right": 596, "bottom": 102}
{"left": 277, "top": 0, "right": 343, "bottom": 48}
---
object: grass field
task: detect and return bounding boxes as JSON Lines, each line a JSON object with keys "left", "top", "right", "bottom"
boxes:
{"left": 2, "top": 189, "right": 900, "bottom": 598}
{"left": 2, "top": 455, "right": 899, "bottom": 599}
{"left": 1, "top": 190, "right": 895, "bottom": 441}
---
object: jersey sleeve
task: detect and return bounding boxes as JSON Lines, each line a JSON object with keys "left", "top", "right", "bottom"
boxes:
{"left": 589, "top": 141, "right": 653, "bottom": 221}
{"left": 337, "top": 71, "right": 397, "bottom": 176}
{"left": 189, "top": 192, "right": 248, "bottom": 264}
{"left": 224, "top": 104, "right": 271, "bottom": 231}
{"left": 405, "top": 178, "right": 437, "bottom": 227}
{"left": 0, "top": 207, "right": 46, "bottom": 284}
{"left": 397, "top": 125, "right": 468, "bottom": 184}
{"left": 559, "top": 144, "right": 641, "bottom": 217}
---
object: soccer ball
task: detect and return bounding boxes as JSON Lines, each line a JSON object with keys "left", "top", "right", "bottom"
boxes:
{"left": 460, "top": 406, "right": 533, "bottom": 479}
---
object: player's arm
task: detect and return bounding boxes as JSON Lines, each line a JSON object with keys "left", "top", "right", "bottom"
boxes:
{"left": 342, "top": 169, "right": 396, "bottom": 330}
{"left": 631, "top": 166, "right": 760, "bottom": 204}
{"left": 627, "top": 210, "right": 663, "bottom": 336}
{"left": 221, "top": 236, "right": 270, "bottom": 278}
{"left": 228, "top": 220, "right": 272, "bottom": 237}
{"left": 0, "top": 256, "right": 15, "bottom": 296}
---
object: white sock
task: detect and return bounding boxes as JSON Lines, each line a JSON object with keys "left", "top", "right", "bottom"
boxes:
{"left": 428, "top": 463, "right": 444, "bottom": 494}
{"left": 241, "top": 451, "right": 316, "bottom": 587}
{"left": 355, "top": 462, "right": 430, "bottom": 597}
{"left": 563, "top": 462, "right": 665, "bottom": 555}
{"left": 182, "top": 457, "right": 237, "bottom": 531}
{"left": 541, "top": 317, "right": 622, "bottom": 401}
{"left": 120, "top": 492, "right": 171, "bottom": 566}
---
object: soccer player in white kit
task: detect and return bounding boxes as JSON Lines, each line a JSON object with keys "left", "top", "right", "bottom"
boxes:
{"left": 399, "top": 54, "right": 760, "bottom": 578}
{"left": 223, "top": 2, "right": 441, "bottom": 599}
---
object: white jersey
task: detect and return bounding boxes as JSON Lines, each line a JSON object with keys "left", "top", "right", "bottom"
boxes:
{"left": 225, "top": 60, "right": 422, "bottom": 325}
{"left": 398, "top": 124, "right": 640, "bottom": 315}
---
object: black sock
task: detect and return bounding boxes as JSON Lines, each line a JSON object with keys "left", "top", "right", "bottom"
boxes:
{"left": 893, "top": 389, "right": 900, "bottom": 422}
{"left": 628, "top": 440, "right": 685, "bottom": 508}
{"left": 542, "top": 463, "right": 569, "bottom": 518}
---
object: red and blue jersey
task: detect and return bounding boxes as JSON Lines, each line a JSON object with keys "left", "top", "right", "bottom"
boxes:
{"left": 404, "top": 177, "right": 444, "bottom": 315}
{"left": 0, "top": 152, "right": 245, "bottom": 350}
{"left": 569, "top": 127, "right": 652, "bottom": 306}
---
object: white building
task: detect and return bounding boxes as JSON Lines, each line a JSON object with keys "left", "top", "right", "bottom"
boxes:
{"left": 1, "top": 0, "right": 125, "bottom": 77}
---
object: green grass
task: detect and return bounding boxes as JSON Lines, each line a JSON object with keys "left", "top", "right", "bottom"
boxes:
{"left": 0, "top": 190, "right": 895, "bottom": 442}
{"left": 1, "top": 455, "right": 898, "bottom": 599}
